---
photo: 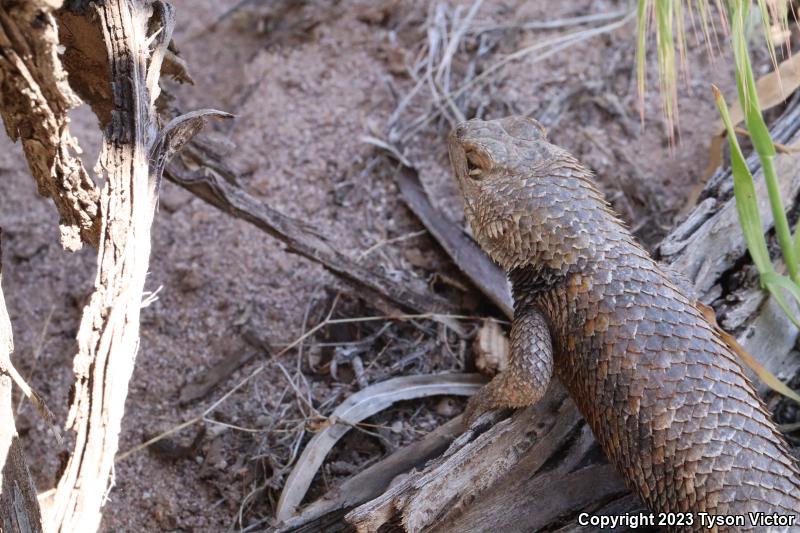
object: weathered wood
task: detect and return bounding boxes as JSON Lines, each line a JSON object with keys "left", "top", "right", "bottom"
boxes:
{"left": 0, "top": 0, "right": 100, "bottom": 251}
{"left": 0, "top": 434, "right": 43, "bottom": 533}
{"left": 393, "top": 166, "right": 513, "bottom": 317}
{"left": 164, "top": 142, "right": 459, "bottom": 316}
{"left": 278, "top": 415, "right": 469, "bottom": 532}
{"left": 33, "top": 2, "right": 224, "bottom": 531}
{"left": 46, "top": 1, "right": 171, "bottom": 529}
{"left": 276, "top": 375, "right": 485, "bottom": 523}
{"left": 345, "top": 387, "right": 605, "bottom": 533}
{"left": 283, "top": 96, "right": 800, "bottom": 532}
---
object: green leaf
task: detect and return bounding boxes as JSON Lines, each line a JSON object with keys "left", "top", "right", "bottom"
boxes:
{"left": 712, "top": 86, "right": 773, "bottom": 274}
{"left": 728, "top": 0, "right": 797, "bottom": 281}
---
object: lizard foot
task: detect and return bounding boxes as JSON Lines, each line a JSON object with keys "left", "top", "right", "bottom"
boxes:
{"left": 462, "top": 303, "right": 553, "bottom": 429}
{"left": 462, "top": 371, "right": 545, "bottom": 429}
{"left": 462, "top": 378, "right": 505, "bottom": 429}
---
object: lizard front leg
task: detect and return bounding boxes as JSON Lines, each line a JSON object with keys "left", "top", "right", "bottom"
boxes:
{"left": 463, "top": 303, "right": 553, "bottom": 427}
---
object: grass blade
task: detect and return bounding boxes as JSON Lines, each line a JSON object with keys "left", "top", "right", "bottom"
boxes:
{"left": 712, "top": 85, "right": 773, "bottom": 273}
{"left": 636, "top": 0, "right": 649, "bottom": 122}
{"left": 698, "top": 300, "right": 800, "bottom": 405}
{"left": 729, "top": 0, "right": 799, "bottom": 281}
{"left": 655, "top": 1, "right": 678, "bottom": 134}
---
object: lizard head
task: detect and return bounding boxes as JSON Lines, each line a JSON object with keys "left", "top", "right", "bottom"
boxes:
{"left": 449, "top": 116, "right": 614, "bottom": 271}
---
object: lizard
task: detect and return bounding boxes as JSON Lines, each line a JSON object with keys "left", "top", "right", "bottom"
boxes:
{"left": 448, "top": 116, "right": 800, "bottom": 531}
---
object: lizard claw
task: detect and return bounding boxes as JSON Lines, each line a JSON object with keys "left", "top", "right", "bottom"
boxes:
{"left": 461, "top": 388, "right": 496, "bottom": 429}
{"left": 461, "top": 375, "right": 510, "bottom": 429}
{"left": 462, "top": 369, "right": 549, "bottom": 430}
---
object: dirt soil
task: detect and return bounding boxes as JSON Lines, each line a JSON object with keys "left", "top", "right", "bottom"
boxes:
{"left": 0, "top": 0, "right": 755, "bottom": 531}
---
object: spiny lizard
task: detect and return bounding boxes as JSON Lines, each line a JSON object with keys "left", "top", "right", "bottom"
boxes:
{"left": 449, "top": 116, "right": 800, "bottom": 532}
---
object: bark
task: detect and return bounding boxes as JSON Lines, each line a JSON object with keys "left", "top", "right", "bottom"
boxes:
{"left": 281, "top": 94, "right": 800, "bottom": 532}
{"left": 19, "top": 2, "right": 226, "bottom": 531}
{"left": 0, "top": 0, "right": 100, "bottom": 251}
{"left": 163, "top": 141, "right": 459, "bottom": 315}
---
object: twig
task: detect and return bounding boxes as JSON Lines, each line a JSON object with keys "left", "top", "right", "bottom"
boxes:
{"left": 117, "top": 360, "right": 267, "bottom": 462}
{"left": 399, "top": 9, "right": 636, "bottom": 142}
{"left": 118, "top": 311, "right": 491, "bottom": 462}
{"left": 15, "top": 304, "right": 56, "bottom": 414}
{"left": 391, "top": 164, "right": 513, "bottom": 317}
{"left": 276, "top": 362, "right": 317, "bottom": 419}
{"left": 734, "top": 126, "right": 800, "bottom": 153}
{"left": 275, "top": 373, "right": 485, "bottom": 522}
{"left": 1, "top": 357, "right": 62, "bottom": 445}
{"left": 356, "top": 229, "right": 427, "bottom": 260}
{"left": 472, "top": 9, "right": 631, "bottom": 33}
{"left": 164, "top": 144, "right": 457, "bottom": 315}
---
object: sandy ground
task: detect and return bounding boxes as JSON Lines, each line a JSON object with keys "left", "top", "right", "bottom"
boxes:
{"left": 0, "top": 0, "right": 755, "bottom": 530}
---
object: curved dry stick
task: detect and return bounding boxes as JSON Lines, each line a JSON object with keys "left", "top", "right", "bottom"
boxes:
{"left": 276, "top": 415, "right": 469, "bottom": 532}
{"left": 275, "top": 373, "right": 485, "bottom": 522}
{"left": 164, "top": 154, "right": 459, "bottom": 316}
{"left": 393, "top": 166, "right": 513, "bottom": 317}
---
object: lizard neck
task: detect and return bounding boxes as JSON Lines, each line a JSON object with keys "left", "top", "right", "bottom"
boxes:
{"left": 469, "top": 154, "right": 632, "bottom": 273}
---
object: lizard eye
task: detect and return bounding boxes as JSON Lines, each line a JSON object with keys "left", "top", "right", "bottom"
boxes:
{"left": 465, "top": 150, "right": 488, "bottom": 179}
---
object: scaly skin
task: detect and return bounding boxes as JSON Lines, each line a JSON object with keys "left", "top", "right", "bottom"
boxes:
{"left": 449, "top": 117, "right": 800, "bottom": 531}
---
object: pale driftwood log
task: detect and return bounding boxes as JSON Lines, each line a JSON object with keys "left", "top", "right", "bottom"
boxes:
{"left": 279, "top": 95, "right": 800, "bottom": 532}
{"left": 0, "top": 234, "right": 44, "bottom": 533}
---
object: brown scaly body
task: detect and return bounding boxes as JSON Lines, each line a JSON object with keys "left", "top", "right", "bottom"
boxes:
{"left": 449, "top": 117, "right": 800, "bottom": 532}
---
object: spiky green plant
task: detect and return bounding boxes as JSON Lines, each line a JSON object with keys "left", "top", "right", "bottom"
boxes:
{"left": 637, "top": 0, "right": 800, "bottom": 399}
{"left": 637, "top": 1, "right": 789, "bottom": 132}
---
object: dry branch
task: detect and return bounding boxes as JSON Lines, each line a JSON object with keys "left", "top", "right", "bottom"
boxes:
{"left": 276, "top": 374, "right": 484, "bottom": 522}
{"left": 344, "top": 386, "right": 615, "bottom": 533}
{"left": 0, "top": 233, "right": 44, "bottom": 533}
{"left": 16, "top": 2, "right": 228, "bottom": 531}
{"left": 164, "top": 143, "right": 459, "bottom": 316}
{"left": 0, "top": 0, "right": 100, "bottom": 251}
{"left": 178, "top": 327, "right": 269, "bottom": 405}
{"left": 277, "top": 415, "right": 469, "bottom": 532}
